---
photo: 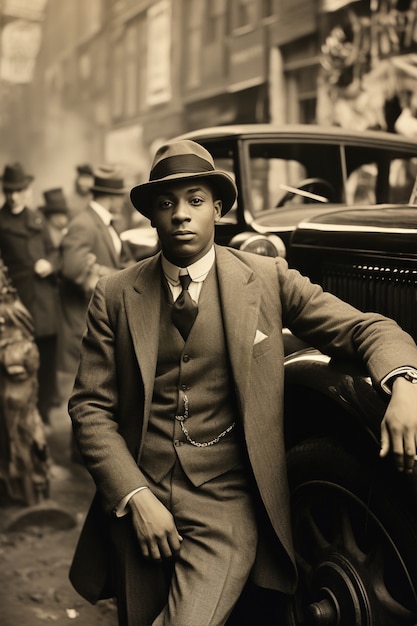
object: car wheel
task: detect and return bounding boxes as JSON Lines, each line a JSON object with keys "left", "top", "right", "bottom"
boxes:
{"left": 286, "top": 437, "right": 417, "bottom": 626}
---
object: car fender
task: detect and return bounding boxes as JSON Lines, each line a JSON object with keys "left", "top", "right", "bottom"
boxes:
{"left": 283, "top": 342, "right": 388, "bottom": 455}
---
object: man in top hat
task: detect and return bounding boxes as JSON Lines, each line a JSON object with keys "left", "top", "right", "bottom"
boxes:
{"left": 0, "top": 163, "right": 61, "bottom": 425}
{"left": 60, "top": 166, "right": 135, "bottom": 380}
{"left": 68, "top": 140, "right": 417, "bottom": 625}
{"left": 40, "top": 187, "right": 70, "bottom": 248}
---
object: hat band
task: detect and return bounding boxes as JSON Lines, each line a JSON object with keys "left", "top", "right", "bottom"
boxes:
{"left": 150, "top": 154, "right": 214, "bottom": 181}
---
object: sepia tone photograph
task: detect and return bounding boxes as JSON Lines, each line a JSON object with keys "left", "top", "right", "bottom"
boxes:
{"left": 1, "top": 1, "right": 417, "bottom": 625}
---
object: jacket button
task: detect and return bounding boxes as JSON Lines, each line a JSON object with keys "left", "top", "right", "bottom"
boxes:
{"left": 183, "top": 354, "right": 190, "bottom": 362}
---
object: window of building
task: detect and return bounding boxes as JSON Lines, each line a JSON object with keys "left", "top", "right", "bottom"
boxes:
{"left": 206, "top": 0, "right": 226, "bottom": 44}
{"left": 184, "top": 0, "right": 205, "bottom": 88}
{"left": 111, "top": 38, "right": 124, "bottom": 120}
{"left": 233, "top": 0, "right": 258, "bottom": 29}
{"left": 125, "top": 22, "right": 138, "bottom": 117}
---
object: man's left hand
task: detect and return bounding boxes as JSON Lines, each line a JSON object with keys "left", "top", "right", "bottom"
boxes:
{"left": 380, "top": 376, "right": 417, "bottom": 473}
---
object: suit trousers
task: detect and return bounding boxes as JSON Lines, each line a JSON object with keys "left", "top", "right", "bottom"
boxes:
{"left": 110, "top": 459, "right": 258, "bottom": 626}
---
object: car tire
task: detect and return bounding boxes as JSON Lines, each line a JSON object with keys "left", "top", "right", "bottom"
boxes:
{"left": 286, "top": 437, "right": 417, "bottom": 626}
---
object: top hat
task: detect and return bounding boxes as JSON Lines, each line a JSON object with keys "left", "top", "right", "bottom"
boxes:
{"left": 1, "top": 162, "right": 34, "bottom": 191}
{"left": 130, "top": 140, "right": 237, "bottom": 218}
{"left": 39, "top": 188, "right": 69, "bottom": 215}
{"left": 90, "top": 166, "right": 126, "bottom": 195}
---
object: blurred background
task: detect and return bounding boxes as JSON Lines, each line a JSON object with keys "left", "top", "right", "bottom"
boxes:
{"left": 1, "top": 0, "right": 417, "bottom": 211}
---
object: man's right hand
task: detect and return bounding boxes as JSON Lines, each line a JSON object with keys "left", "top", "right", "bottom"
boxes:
{"left": 129, "top": 488, "right": 183, "bottom": 561}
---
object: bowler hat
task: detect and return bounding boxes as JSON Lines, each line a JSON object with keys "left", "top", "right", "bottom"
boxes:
{"left": 130, "top": 140, "right": 237, "bottom": 218}
{"left": 90, "top": 166, "right": 127, "bottom": 195}
{"left": 1, "top": 162, "right": 34, "bottom": 191}
{"left": 40, "top": 188, "right": 69, "bottom": 215}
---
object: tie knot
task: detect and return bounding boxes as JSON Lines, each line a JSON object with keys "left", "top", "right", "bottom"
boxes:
{"left": 179, "top": 273, "right": 192, "bottom": 291}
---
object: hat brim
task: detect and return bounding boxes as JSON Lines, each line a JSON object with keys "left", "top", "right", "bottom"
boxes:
{"left": 2, "top": 175, "right": 34, "bottom": 191}
{"left": 130, "top": 171, "right": 237, "bottom": 218}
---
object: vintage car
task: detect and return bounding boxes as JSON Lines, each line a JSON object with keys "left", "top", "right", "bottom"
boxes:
{"left": 174, "top": 125, "right": 417, "bottom": 625}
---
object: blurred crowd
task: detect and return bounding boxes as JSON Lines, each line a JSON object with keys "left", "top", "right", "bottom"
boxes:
{"left": 0, "top": 161, "right": 159, "bottom": 455}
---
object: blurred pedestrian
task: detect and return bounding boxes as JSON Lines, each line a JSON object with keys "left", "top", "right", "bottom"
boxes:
{"left": 0, "top": 163, "right": 61, "bottom": 425}
{"left": 39, "top": 188, "right": 70, "bottom": 404}
{"left": 60, "top": 166, "right": 135, "bottom": 380}
{"left": 69, "top": 163, "right": 94, "bottom": 218}
{"left": 40, "top": 187, "right": 70, "bottom": 248}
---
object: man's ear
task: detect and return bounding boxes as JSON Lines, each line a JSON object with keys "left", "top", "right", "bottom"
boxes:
{"left": 214, "top": 200, "right": 222, "bottom": 220}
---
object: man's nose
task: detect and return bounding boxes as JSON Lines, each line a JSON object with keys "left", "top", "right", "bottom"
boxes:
{"left": 172, "top": 200, "right": 190, "bottom": 221}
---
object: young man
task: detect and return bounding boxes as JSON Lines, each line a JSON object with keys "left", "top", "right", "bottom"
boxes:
{"left": 69, "top": 140, "right": 417, "bottom": 626}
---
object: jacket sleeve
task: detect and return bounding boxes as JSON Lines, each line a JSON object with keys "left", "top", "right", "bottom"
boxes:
{"left": 68, "top": 277, "right": 149, "bottom": 514}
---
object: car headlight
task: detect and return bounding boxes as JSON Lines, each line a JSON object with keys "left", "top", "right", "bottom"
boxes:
{"left": 229, "top": 233, "right": 286, "bottom": 258}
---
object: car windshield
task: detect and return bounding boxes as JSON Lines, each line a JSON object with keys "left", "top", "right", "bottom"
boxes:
{"left": 204, "top": 137, "right": 417, "bottom": 226}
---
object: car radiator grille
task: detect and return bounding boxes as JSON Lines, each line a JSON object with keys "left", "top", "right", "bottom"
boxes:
{"left": 322, "top": 263, "right": 417, "bottom": 341}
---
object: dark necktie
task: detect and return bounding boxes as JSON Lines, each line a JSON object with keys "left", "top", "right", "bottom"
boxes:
{"left": 171, "top": 273, "right": 198, "bottom": 340}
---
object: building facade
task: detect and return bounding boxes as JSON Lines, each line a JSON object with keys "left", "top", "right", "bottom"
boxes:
{"left": 0, "top": 0, "right": 415, "bottom": 205}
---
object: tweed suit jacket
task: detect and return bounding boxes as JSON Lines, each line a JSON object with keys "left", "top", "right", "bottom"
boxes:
{"left": 69, "top": 244, "right": 417, "bottom": 603}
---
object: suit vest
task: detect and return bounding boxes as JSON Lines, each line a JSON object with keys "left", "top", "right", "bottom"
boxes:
{"left": 139, "top": 266, "right": 244, "bottom": 487}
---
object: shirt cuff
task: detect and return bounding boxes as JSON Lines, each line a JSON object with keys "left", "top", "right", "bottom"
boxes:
{"left": 115, "top": 486, "right": 149, "bottom": 518}
{"left": 380, "top": 367, "right": 417, "bottom": 395}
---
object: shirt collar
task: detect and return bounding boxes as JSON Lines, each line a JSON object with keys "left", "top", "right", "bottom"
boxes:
{"left": 90, "top": 200, "right": 112, "bottom": 226}
{"left": 162, "top": 246, "right": 215, "bottom": 285}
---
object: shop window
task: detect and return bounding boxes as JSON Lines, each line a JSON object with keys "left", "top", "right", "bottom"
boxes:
{"left": 125, "top": 22, "right": 138, "bottom": 117}
{"left": 111, "top": 39, "right": 124, "bottom": 120}
{"left": 206, "top": 0, "right": 226, "bottom": 44}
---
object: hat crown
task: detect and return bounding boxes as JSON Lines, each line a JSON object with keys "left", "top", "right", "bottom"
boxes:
{"left": 2, "top": 162, "right": 33, "bottom": 190}
{"left": 150, "top": 140, "right": 215, "bottom": 182}
{"left": 91, "top": 166, "right": 126, "bottom": 194}
{"left": 41, "top": 187, "right": 68, "bottom": 213}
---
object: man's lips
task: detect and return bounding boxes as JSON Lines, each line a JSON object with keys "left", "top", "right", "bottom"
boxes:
{"left": 171, "top": 230, "right": 195, "bottom": 239}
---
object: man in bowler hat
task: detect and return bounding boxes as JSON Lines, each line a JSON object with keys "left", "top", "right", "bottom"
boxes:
{"left": 68, "top": 141, "right": 417, "bottom": 625}
{"left": 0, "top": 163, "right": 62, "bottom": 425}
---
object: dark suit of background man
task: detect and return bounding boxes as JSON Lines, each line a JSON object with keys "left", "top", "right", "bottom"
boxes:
{"left": 68, "top": 140, "right": 417, "bottom": 626}
{"left": 60, "top": 167, "right": 135, "bottom": 379}
{"left": 0, "top": 163, "right": 61, "bottom": 425}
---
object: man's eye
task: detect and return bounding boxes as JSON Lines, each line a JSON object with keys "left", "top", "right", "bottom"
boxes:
{"left": 190, "top": 197, "right": 203, "bottom": 206}
{"left": 158, "top": 199, "right": 173, "bottom": 209}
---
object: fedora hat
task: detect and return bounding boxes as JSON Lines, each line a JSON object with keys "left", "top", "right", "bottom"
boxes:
{"left": 90, "top": 166, "right": 127, "bottom": 195}
{"left": 130, "top": 140, "right": 237, "bottom": 218}
{"left": 39, "top": 188, "right": 69, "bottom": 215}
{"left": 1, "top": 162, "right": 34, "bottom": 191}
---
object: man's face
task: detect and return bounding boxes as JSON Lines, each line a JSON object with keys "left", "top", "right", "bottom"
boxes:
{"left": 150, "top": 180, "right": 222, "bottom": 266}
{"left": 4, "top": 187, "right": 29, "bottom": 212}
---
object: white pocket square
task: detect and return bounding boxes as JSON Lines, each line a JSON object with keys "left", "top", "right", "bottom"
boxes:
{"left": 254, "top": 330, "right": 268, "bottom": 345}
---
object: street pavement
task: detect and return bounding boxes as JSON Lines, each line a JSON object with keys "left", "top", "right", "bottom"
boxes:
{"left": 0, "top": 372, "right": 118, "bottom": 626}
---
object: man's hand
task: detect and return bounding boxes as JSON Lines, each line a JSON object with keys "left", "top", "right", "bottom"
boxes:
{"left": 34, "top": 258, "right": 53, "bottom": 277}
{"left": 380, "top": 376, "right": 417, "bottom": 473}
{"left": 129, "top": 488, "right": 183, "bottom": 561}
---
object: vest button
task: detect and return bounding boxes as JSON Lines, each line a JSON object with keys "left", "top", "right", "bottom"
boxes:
{"left": 183, "top": 354, "right": 190, "bottom": 362}
{"left": 181, "top": 384, "right": 188, "bottom": 390}
{"left": 174, "top": 439, "right": 182, "bottom": 447}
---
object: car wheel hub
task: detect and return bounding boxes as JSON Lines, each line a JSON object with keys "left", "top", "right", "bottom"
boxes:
{"left": 307, "top": 553, "right": 371, "bottom": 625}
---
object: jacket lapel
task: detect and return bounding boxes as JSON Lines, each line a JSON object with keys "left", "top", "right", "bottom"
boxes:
{"left": 215, "top": 246, "right": 261, "bottom": 403}
{"left": 123, "top": 253, "right": 162, "bottom": 423}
